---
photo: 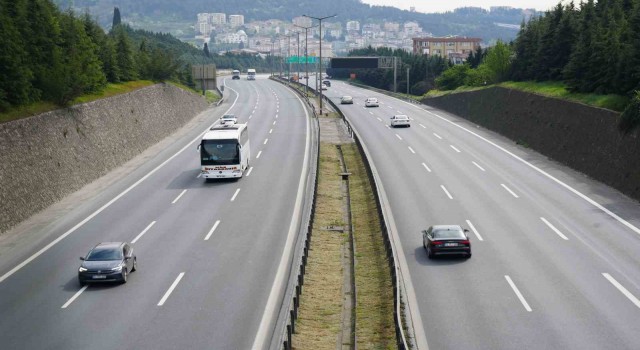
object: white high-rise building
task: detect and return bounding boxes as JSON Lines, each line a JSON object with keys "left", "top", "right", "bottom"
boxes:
{"left": 346, "top": 21, "right": 360, "bottom": 32}
{"left": 292, "top": 16, "right": 313, "bottom": 28}
{"left": 211, "top": 13, "right": 226, "bottom": 25}
{"left": 229, "top": 15, "right": 245, "bottom": 27}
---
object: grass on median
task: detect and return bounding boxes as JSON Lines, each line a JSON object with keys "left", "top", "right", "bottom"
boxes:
{"left": 342, "top": 144, "right": 396, "bottom": 349}
{"left": 293, "top": 143, "right": 346, "bottom": 350}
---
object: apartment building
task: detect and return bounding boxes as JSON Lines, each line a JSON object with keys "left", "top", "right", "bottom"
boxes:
{"left": 412, "top": 37, "right": 482, "bottom": 63}
{"left": 229, "top": 15, "right": 245, "bottom": 27}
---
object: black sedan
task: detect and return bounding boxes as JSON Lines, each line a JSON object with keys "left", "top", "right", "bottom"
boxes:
{"left": 78, "top": 242, "right": 137, "bottom": 285}
{"left": 422, "top": 225, "right": 471, "bottom": 259}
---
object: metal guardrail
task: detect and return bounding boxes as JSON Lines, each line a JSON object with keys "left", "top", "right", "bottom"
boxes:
{"left": 324, "top": 95, "right": 410, "bottom": 350}
{"left": 271, "top": 75, "right": 409, "bottom": 349}
{"left": 268, "top": 76, "right": 321, "bottom": 350}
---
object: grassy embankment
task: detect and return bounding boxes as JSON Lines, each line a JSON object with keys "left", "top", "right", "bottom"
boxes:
{"left": 0, "top": 80, "right": 222, "bottom": 124}
{"left": 293, "top": 138, "right": 395, "bottom": 348}
{"left": 425, "top": 81, "right": 629, "bottom": 112}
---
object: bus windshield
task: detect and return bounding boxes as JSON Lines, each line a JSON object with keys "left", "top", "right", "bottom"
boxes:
{"left": 201, "top": 139, "right": 240, "bottom": 165}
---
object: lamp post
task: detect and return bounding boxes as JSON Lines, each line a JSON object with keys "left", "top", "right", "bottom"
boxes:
{"left": 304, "top": 14, "right": 337, "bottom": 115}
{"left": 294, "top": 23, "right": 319, "bottom": 95}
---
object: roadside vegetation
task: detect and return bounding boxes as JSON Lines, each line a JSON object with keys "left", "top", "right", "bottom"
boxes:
{"left": 293, "top": 130, "right": 395, "bottom": 348}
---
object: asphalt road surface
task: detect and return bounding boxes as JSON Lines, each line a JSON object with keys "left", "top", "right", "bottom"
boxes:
{"left": 0, "top": 75, "right": 311, "bottom": 350}
{"left": 323, "top": 80, "right": 640, "bottom": 350}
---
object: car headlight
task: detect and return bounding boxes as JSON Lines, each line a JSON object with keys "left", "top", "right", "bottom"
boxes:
{"left": 78, "top": 267, "right": 87, "bottom": 272}
{"left": 111, "top": 265, "right": 123, "bottom": 272}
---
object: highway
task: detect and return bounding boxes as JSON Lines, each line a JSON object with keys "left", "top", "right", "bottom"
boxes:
{"left": 0, "top": 76, "right": 311, "bottom": 349}
{"left": 322, "top": 80, "right": 640, "bottom": 349}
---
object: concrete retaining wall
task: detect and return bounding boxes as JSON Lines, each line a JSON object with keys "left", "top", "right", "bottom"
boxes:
{"left": 422, "top": 87, "right": 640, "bottom": 202}
{"left": 0, "top": 83, "right": 208, "bottom": 233}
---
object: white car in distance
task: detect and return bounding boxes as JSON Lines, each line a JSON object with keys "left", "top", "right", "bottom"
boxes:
{"left": 365, "top": 97, "right": 379, "bottom": 107}
{"left": 220, "top": 114, "right": 237, "bottom": 125}
{"left": 390, "top": 114, "right": 411, "bottom": 128}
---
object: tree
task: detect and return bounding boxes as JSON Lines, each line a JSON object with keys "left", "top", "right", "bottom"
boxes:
{"left": 483, "top": 40, "right": 512, "bottom": 83}
{"left": 0, "top": 5, "right": 34, "bottom": 109}
{"left": 564, "top": 0, "right": 597, "bottom": 92}
{"left": 435, "top": 64, "right": 470, "bottom": 90}
{"left": 113, "top": 26, "right": 137, "bottom": 81}
{"left": 112, "top": 7, "right": 121, "bottom": 29}
{"left": 203, "top": 43, "right": 210, "bottom": 58}
{"left": 51, "top": 10, "right": 106, "bottom": 105}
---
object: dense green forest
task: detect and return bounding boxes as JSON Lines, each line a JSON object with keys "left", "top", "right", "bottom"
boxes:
{"left": 0, "top": 0, "right": 274, "bottom": 113}
{"left": 54, "top": 0, "right": 529, "bottom": 42}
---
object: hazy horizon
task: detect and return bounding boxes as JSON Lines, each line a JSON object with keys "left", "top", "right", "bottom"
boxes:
{"left": 361, "top": 0, "right": 570, "bottom": 13}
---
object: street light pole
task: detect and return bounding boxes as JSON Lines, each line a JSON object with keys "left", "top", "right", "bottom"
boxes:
{"left": 294, "top": 23, "right": 319, "bottom": 96}
{"left": 304, "top": 14, "right": 337, "bottom": 115}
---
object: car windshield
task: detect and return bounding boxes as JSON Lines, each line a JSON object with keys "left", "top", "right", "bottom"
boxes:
{"left": 222, "top": 115, "right": 234, "bottom": 120}
{"left": 86, "top": 247, "right": 123, "bottom": 261}
{"left": 433, "top": 229, "right": 465, "bottom": 239}
{"left": 397, "top": 116, "right": 408, "bottom": 120}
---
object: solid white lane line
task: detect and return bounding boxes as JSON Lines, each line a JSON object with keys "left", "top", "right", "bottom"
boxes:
{"left": 204, "top": 220, "right": 220, "bottom": 241}
{"left": 377, "top": 117, "right": 382, "bottom": 122}
{"left": 256, "top": 151, "right": 262, "bottom": 159}
{"left": 602, "top": 273, "right": 640, "bottom": 309}
{"left": 264, "top": 139, "right": 269, "bottom": 145}
{"left": 450, "top": 145, "right": 461, "bottom": 153}
{"left": 61, "top": 285, "right": 88, "bottom": 309}
{"left": 441, "top": 185, "right": 453, "bottom": 199}
{"left": 131, "top": 221, "right": 156, "bottom": 244}
{"left": 396, "top": 134, "right": 403, "bottom": 140}
{"left": 171, "top": 190, "right": 187, "bottom": 204}
{"left": 230, "top": 188, "right": 241, "bottom": 202}
{"left": 158, "top": 272, "right": 185, "bottom": 306}
{"left": 472, "top": 161, "right": 486, "bottom": 171}
{"left": 540, "top": 217, "right": 569, "bottom": 240}
{"left": 501, "top": 184, "right": 520, "bottom": 198}
{"left": 408, "top": 146, "right": 416, "bottom": 154}
{"left": 246, "top": 166, "right": 254, "bottom": 177}
{"left": 505, "top": 275, "right": 532, "bottom": 312}
{"left": 269, "top": 129, "right": 273, "bottom": 134}
{"left": 433, "top": 133, "right": 442, "bottom": 139}
{"left": 465, "top": 220, "right": 483, "bottom": 241}
{"left": 419, "top": 124, "right": 426, "bottom": 128}
{"left": 422, "top": 162, "right": 432, "bottom": 172}
{"left": 0, "top": 81, "right": 245, "bottom": 284}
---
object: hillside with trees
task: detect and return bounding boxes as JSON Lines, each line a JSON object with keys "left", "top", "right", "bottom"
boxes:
{"left": 54, "top": 0, "right": 532, "bottom": 43}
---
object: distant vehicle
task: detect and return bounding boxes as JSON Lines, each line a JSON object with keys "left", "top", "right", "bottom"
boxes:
{"left": 322, "top": 80, "right": 331, "bottom": 87}
{"left": 390, "top": 114, "right": 410, "bottom": 128}
{"left": 365, "top": 97, "right": 379, "bottom": 107}
{"left": 247, "top": 69, "right": 256, "bottom": 80}
{"left": 320, "top": 84, "right": 328, "bottom": 90}
{"left": 422, "top": 225, "right": 471, "bottom": 259}
{"left": 198, "top": 124, "right": 250, "bottom": 180}
{"left": 78, "top": 242, "right": 137, "bottom": 285}
{"left": 220, "top": 114, "right": 237, "bottom": 124}
{"left": 340, "top": 96, "right": 353, "bottom": 104}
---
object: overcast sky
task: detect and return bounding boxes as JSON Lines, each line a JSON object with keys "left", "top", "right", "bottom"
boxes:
{"left": 360, "top": 0, "right": 569, "bottom": 13}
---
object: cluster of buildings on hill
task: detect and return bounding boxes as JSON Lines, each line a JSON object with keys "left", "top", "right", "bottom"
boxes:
{"left": 194, "top": 12, "right": 483, "bottom": 64}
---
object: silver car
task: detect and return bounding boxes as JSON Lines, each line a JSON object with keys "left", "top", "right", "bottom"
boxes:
{"left": 390, "top": 114, "right": 410, "bottom": 128}
{"left": 220, "top": 114, "right": 237, "bottom": 124}
{"left": 341, "top": 96, "right": 354, "bottom": 104}
{"left": 365, "top": 97, "right": 379, "bottom": 107}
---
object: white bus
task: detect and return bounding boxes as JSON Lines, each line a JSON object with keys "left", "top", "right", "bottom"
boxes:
{"left": 198, "top": 124, "right": 250, "bottom": 180}
{"left": 247, "top": 68, "right": 256, "bottom": 80}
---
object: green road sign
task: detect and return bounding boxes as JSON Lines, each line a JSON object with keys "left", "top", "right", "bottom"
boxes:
{"left": 287, "top": 56, "right": 317, "bottom": 64}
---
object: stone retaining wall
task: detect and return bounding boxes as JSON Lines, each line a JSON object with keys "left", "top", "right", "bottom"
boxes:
{"left": 423, "top": 87, "right": 640, "bottom": 202}
{"left": 0, "top": 83, "right": 208, "bottom": 233}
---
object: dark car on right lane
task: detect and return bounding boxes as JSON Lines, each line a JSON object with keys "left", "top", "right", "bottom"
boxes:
{"left": 422, "top": 225, "right": 471, "bottom": 259}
